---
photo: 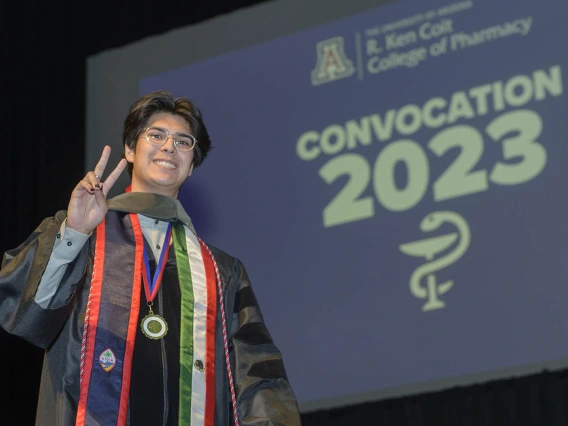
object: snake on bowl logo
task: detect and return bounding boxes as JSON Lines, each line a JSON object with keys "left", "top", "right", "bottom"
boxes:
{"left": 399, "top": 211, "right": 471, "bottom": 312}
{"left": 98, "top": 348, "right": 116, "bottom": 372}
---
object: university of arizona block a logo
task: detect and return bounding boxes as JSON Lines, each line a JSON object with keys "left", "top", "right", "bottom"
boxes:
{"left": 311, "top": 36, "right": 355, "bottom": 86}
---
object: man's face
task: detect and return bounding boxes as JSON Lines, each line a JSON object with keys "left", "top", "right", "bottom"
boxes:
{"left": 126, "top": 112, "right": 194, "bottom": 198}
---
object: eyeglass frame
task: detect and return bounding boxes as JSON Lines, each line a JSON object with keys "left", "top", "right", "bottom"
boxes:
{"left": 141, "top": 126, "right": 198, "bottom": 152}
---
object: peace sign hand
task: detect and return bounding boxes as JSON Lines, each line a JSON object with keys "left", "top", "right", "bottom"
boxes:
{"left": 66, "top": 145, "right": 127, "bottom": 234}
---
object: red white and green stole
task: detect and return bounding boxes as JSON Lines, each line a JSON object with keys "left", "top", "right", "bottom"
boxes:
{"left": 74, "top": 211, "right": 225, "bottom": 426}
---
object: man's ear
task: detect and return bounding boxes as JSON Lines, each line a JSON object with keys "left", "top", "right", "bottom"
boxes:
{"left": 124, "top": 145, "right": 134, "bottom": 162}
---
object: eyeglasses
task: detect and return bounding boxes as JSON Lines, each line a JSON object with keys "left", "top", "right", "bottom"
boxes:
{"left": 142, "top": 127, "right": 197, "bottom": 152}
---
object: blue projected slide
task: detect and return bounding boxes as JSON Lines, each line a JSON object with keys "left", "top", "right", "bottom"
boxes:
{"left": 141, "top": 0, "right": 568, "bottom": 409}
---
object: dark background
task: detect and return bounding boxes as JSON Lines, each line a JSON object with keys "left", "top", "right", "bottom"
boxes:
{"left": 2, "top": 1, "right": 568, "bottom": 425}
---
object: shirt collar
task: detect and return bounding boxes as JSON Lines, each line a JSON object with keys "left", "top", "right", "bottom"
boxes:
{"left": 106, "top": 192, "right": 196, "bottom": 234}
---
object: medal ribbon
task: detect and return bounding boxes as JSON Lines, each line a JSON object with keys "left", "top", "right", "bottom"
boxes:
{"left": 142, "top": 222, "right": 173, "bottom": 303}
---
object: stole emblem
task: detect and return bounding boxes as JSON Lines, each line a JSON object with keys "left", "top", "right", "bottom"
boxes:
{"left": 98, "top": 348, "right": 116, "bottom": 372}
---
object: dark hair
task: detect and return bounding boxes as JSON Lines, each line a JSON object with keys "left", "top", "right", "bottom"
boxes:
{"left": 122, "top": 90, "right": 212, "bottom": 176}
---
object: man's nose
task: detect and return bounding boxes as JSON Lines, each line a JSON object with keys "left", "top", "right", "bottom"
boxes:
{"left": 161, "top": 134, "right": 177, "bottom": 152}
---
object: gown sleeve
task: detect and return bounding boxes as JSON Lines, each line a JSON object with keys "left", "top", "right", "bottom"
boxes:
{"left": 227, "top": 258, "right": 302, "bottom": 426}
{"left": 0, "top": 210, "right": 90, "bottom": 349}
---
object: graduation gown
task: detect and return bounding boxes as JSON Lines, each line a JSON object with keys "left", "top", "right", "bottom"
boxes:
{"left": 0, "top": 193, "right": 301, "bottom": 426}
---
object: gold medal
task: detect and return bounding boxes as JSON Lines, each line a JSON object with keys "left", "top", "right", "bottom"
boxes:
{"left": 141, "top": 312, "right": 168, "bottom": 339}
{"left": 137, "top": 222, "right": 173, "bottom": 340}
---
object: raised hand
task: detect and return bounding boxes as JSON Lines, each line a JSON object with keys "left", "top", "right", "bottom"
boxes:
{"left": 66, "top": 146, "right": 127, "bottom": 234}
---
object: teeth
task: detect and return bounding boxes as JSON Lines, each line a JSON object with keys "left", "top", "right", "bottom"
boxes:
{"left": 154, "top": 160, "right": 176, "bottom": 169}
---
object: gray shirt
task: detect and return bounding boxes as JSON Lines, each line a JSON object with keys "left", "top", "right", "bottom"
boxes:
{"left": 35, "top": 215, "right": 171, "bottom": 308}
{"left": 35, "top": 193, "right": 197, "bottom": 308}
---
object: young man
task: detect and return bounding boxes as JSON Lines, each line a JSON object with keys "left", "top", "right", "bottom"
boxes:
{"left": 0, "top": 91, "right": 301, "bottom": 425}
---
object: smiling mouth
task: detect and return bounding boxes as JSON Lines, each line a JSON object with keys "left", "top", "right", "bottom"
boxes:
{"left": 154, "top": 160, "right": 177, "bottom": 169}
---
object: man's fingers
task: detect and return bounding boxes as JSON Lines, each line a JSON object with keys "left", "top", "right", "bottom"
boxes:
{"left": 93, "top": 145, "right": 112, "bottom": 180}
{"left": 94, "top": 187, "right": 108, "bottom": 211}
{"left": 77, "top": 179, "right": 96, "bottom": 194}
{"left": 102, "top": 159, "right": 128, "bottom": 197}
{"left": 84, "top": 172, "right": 102, "bottom": 191}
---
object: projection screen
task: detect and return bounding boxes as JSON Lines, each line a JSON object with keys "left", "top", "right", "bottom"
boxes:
{"left": 87, "top": 0, "right": 568, "bottom": 412}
